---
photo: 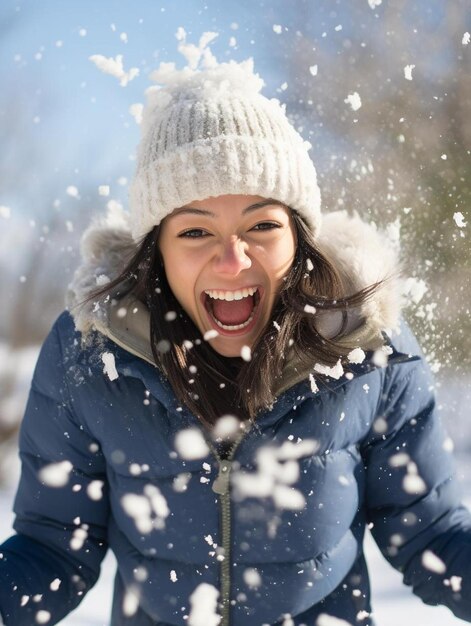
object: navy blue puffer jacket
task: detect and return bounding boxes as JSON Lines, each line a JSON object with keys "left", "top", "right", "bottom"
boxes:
{"left": 1, "top": 211, "right": 470, "bottom": 626}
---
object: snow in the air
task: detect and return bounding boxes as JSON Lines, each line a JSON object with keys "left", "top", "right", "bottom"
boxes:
{"left": 243, "top": 567, "right": 262, "bottom": 588}
{"left": 98, "top": 185, "right": 110, "bottom": 196}
{"left": 232, "top": 440, "right": 318, "bottom": 510}
{"left": 309, "top": 64, "right": 318, "bottom": 76}
{"left": 462, "top": 32, "right": 470, "bottom": 45}
{"left": 0, "top": 205, "right": 11, "bottom": 218}
{"left": 367, "top": 0, "right": 382, "bottom": 9}
{"left": 421, "top": 550, "right": 446, "bottom": 575}
{"left": 453, "top": 212, "right": 466, "bottom": 228}
{"left": 188, "top": 583, "right": 220, "bottom": 626}
{"left": 344, "top": 92, "right": 362, "bottom": 111}
{"left": 66, "top": 185, "right": 79, "bottom": 197}
{"left": 89, "top": 54, "right": 139, "bottom": 86}
{"left": 87, "top": 480, "right": 104, "bottom": 501}
{"left": 39, "top": 460, "right": 73, "bottom": 487}
{"left": 129, "top": 103, "right": 144, "bottom": 124}
{"left": 240, "top": 345, "right": 251, "bottom": 361}
{"left": 403, "top": 64, "right": 415, "bottom": 80}
{"left": 174, "top": 427, "right": 210, "bottom": 460}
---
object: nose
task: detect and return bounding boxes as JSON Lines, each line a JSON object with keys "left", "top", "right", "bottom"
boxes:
{"left": 213, "top": 236, "right": 252, "bottom": 275}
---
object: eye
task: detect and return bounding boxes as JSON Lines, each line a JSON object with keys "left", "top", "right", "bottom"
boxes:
{"left": 178, "top": 228, "right": 210, "bottom": 238}
{"left": 251, "top": 222, "right": 281, "bottom": 232}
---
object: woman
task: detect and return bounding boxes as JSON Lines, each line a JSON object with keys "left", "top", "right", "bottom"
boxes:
{"left": 1, "top": 49, "right": 470, "bottom": 626}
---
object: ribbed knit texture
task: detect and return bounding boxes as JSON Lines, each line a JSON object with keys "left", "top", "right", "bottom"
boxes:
{"left": 129, "top": 60, "right": 321, "bottom": 241}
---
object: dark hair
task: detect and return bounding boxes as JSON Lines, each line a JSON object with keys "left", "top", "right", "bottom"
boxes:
{"left": 87, "top": 211, "right": 380, "bottom": 425}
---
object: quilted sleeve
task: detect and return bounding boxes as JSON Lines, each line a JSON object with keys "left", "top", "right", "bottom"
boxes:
{"left": 361, "top": 323, "right": 471, "bottom": 621}
{"left": 0, "top": 312, "right": 109, "bottom": 626}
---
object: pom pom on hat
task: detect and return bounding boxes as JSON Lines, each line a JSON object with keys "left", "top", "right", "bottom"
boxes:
{"left": 129, "top": 30, "right": 321, "bottom": 241}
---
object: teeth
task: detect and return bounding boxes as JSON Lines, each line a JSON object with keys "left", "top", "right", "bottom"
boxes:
{"left": 205, "top": 286, "right": 258, "bottom": 301}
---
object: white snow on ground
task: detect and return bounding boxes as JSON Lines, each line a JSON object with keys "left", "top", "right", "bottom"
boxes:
{"left": 1, "top": 462, "right": 471, "bottom": 625}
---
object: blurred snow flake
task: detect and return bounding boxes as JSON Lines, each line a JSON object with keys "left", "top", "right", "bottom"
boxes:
{"left": 243, "top": 567, "right": 262, "bottom": 588}
{"left": 98, "top": 185, "right": 110, "bottom": 196}
{"left": 213, "top": 414, "right": 241, "bottom": 440}
{"left": 462, "top": 32, "right": 470, "bottom": 45}
{"left": 403, "top": 277, "right": 427, "bottom": 304}
{"left": 444, "top": 575, "right": 462, "bottom": 592}
{"left": 121, "top": 485, "right": 169, "bottom": 534}
{"left": 241, "top": 345, "right": 252, "bottom": 361}
{"left": 309, "top": 64, "right": 318, "bottom": 77}
{"left": 87, "top": 479, "right": 104, "bottom": 501}
{"left": 70, "top": 527, "right": 88, "bottom": 551}
{"left": 404, "top": 64, "right": 415, "bottom": 80}
{"left": 35, "top": 610, "right": 51, "bottom": 624}
{"left": 89, "top": 54, "right": 139, "bottom": 87}
{"left": 421, "top": 550, "right": 446, "bottom": 574}
{"left": 367, "top": 0, "right": 383, "bottom": 8}
{"left": 170, "top": 569, "right": 178, "bottom": 582}
{"left": 128, "top": 103, "right": 144, "bottom": 125}
{"left": 123, "top": 585, "right": 140, "bottom": 617}
{"left": 385, "top": 217, "right": 401, "bottom": 248}
{"left": 49, "top": 578, "right": 61, "bottom": 591}
{"left": 0, "top": 205, "right": 11, "bottom": 219}
{"left": 344, "top": 92, "right": 362, "bottom": 111}
{"left": 402, "top": 472, "right": 427, "bottom": 495}
{"left": 66, "top": 185, "right": 79, "bottom": 198}
{"left": 39, "top": 460, "right": 73, "bottom": 487}
{"left": 174, "top": 428, "right": 210, "bottom": 460}
{"left": 96, "top": 274, "right": 110, "bottom": 286}
{"left": 204, "top": 329, "right": 219, "bottom": 341}
{"left": 273, "top": 24, "right": 282, "bottom": 34}
{"left": 453, "top": 212, "right": 467, "bottom": 228}
{"left": 102, "top": 352, "right": 119, "bottom": 381}
{"left": 304, "top": 304, "right": 317, "bottom": 315}
{"left": 232, "top": 439, "right": 318, "bottom": 511}
{"left": 188, "top": 583, "right": 220, "bottom": 626}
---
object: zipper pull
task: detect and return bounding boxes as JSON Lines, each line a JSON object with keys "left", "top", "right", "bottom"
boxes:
{"left": 212, "top": 460, "right": 232, "bottom": 495}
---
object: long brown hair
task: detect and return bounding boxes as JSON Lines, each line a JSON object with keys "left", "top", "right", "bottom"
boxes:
{"left": 87, "top": 212, "right": 380, "bottom": 425}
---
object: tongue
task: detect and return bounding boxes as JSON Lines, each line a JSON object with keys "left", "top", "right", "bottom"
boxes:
{"left": 211, "top": 295, "right": 255, "bottom": 325}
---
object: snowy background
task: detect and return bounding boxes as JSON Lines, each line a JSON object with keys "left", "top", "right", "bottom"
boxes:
{"left": 0, "top": 0, "right": 470, "bottom": 624}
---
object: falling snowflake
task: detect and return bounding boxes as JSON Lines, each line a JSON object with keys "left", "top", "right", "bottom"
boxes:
{"left": 453, "top": 212, "right": 467, "bottom": 228}
{"left": 404, "top": 64, "right": 415, "bottom": 80}
{"left": 89, "top": 54, "right": 140, "bottom": 87}
{"left": 344, "top": 92, "right": 362, "bottom": 111}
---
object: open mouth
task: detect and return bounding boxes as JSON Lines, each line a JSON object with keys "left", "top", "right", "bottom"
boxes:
{"left": 202, "top": 286, "right": 261, "bottom": 333}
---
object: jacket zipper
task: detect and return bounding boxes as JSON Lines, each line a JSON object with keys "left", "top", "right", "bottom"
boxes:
{"left": 209, "top": 431, "right": 249, "bottom": 626}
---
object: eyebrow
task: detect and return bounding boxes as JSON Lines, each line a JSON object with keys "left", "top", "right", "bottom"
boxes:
{"left": 171, "top": 199, "right": 287, "bottom": 218}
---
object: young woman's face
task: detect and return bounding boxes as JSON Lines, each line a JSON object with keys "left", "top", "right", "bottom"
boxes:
{"left": 158, "top": 194, "right": 297, "bottom": 357}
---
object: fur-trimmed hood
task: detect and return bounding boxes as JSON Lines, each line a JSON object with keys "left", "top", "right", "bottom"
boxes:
{"left": 66, "top": 205, "right": 403, "bottom": 386}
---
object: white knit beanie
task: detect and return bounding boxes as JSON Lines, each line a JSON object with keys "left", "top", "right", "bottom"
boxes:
{"left": 129, "top": 37, "right": 321, "bottom": 241}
